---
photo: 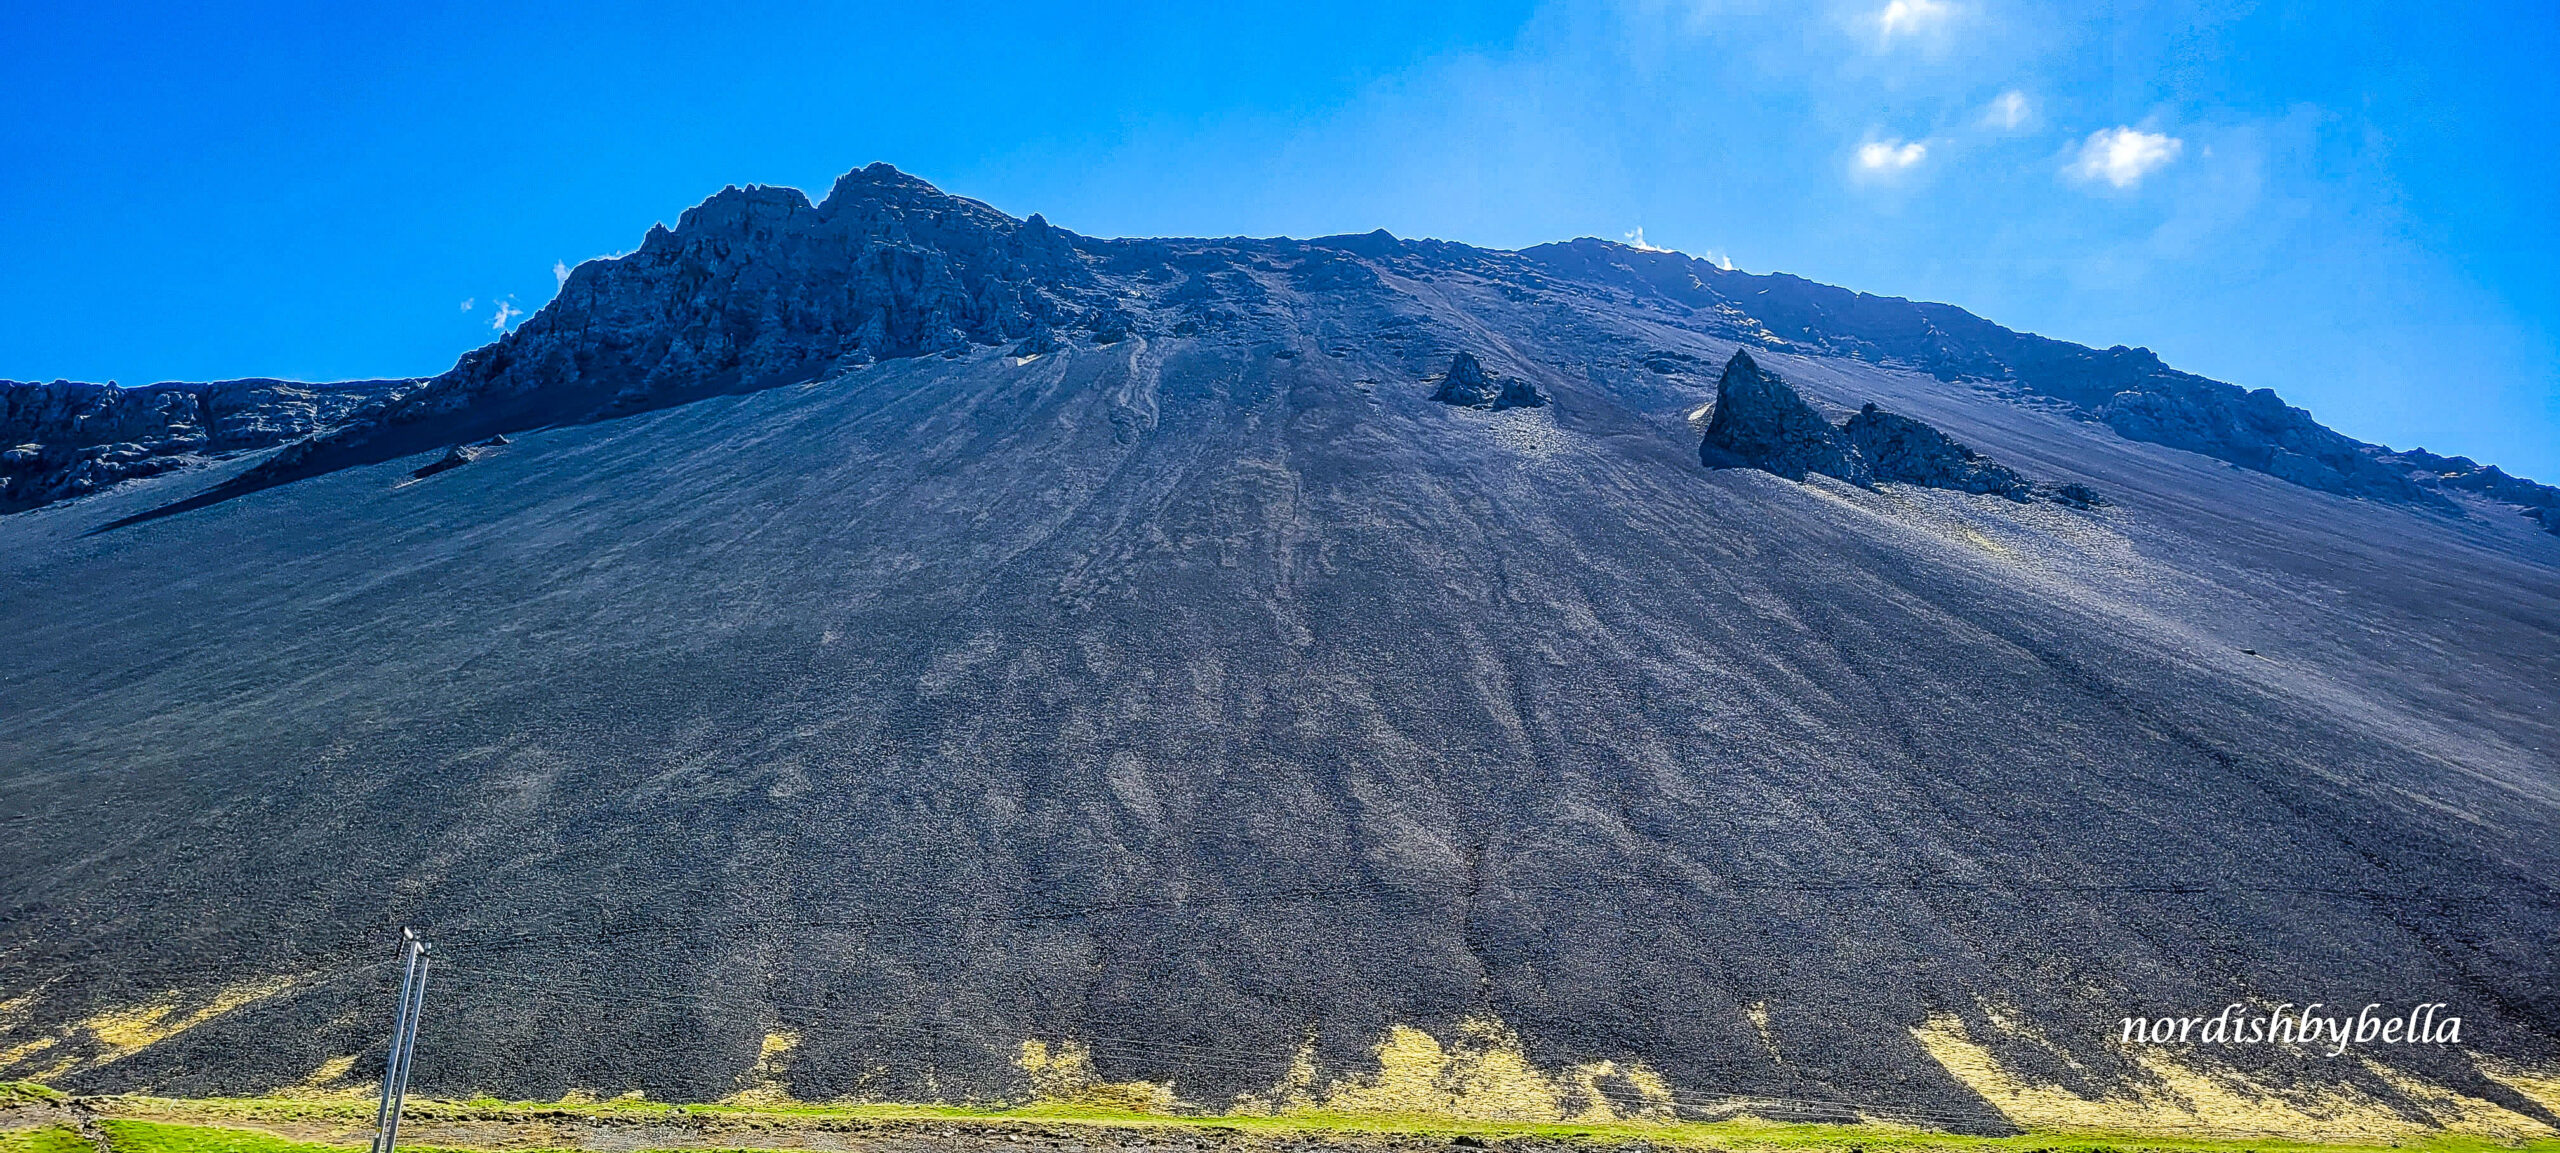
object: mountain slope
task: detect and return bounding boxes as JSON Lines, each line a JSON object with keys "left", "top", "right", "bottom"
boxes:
{"left": 1, "top": 166, "right": 2556, "bottom": 1137}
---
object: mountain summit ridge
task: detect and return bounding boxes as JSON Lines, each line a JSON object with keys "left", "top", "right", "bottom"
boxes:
{"left": 9, "top": 164, "right": 2553, "bottom": 536}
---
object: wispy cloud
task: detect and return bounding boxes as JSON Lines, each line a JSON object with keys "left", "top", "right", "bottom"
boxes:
{"left": 1623, "top": 226, "right": 1672, "bottom": 252}
{"left": 1873, "top": 0, "right": 1952, "bottom": 42}
{"left": 553, "top": 260, "right": 572, "bottom": 288}
{"left": 2067, "top": 126, "right": 2183, "bottom": 189}
{"left": 491, "top": 299, "right": 525, "bottom": 331}
{"left": 459, "top": 298, "right": 475, "bottom": 312}
{"left": 1982, "top": 90, "right": 2031, "bottom": 131}
{"left": 1856, "top": 138, "right": 1928, "bottom": 175}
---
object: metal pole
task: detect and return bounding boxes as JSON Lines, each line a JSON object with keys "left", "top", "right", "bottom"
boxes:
{"left": 381, "top": 948, "right": 429, "bottom": 1153}
{"left": 371, "top": 932, "right": 422, "bottom": 1153}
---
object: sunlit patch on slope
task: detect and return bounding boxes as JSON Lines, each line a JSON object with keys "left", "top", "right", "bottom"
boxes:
{"left": 721, "top": 1029, "right": 804, "bottom": 1105}
{"left": 1911, "top": 1011, "right": 2559, "bottom": 1141}
{"left": 0, "top": 977, "right": 295, "bottom": 1082}
{"left": 1270, "top": 1016, "right": 1674, "bottom": 1122}
{"left": 291, "top": 1053, "right": 364, "bottom": 1096}
{"left": 1018, "top": 1039, "right": 1179, "bottom": 1113}
{"left": 2482, "top": 1058, "right": 2560, "bottom": 1115}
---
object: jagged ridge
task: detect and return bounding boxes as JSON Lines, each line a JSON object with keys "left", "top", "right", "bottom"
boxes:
{"left": 0, "top": 378, "right": 414, "bottom": 513}
{"left": 1519, "top": 240, "right": 2558, "bottom": 533}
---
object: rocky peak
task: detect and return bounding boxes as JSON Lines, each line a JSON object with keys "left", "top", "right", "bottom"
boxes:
{"left": 224, "top": 165, "right": 1116, "bottom": 499}
{"left": 1699, "top": 350, "right": 1871, "bottom": 485}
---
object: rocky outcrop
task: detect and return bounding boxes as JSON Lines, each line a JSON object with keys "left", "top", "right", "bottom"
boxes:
{"left": 2383, "top": 447, "right": 2560, "bottom": 535}
{"left": 1844, "top": 403, "right": 2032, "bottom": 499}
{"left": 228, "top": 165, "right": 1116, "bottom": 501}
{"left": 1430, "top": 352, "right": 1545, "bottom": 410}
{"left": 2091, "top": 380, "right": 2440, "bottom": 505}
{"left": 1698, "top": 350, "right": 1871, "bottom": 484}
{"left": 410, "top": 436, "right": 511, "bottom": 480}
{"left": 1699, "top": 354, "right": 2097, "bottom": 506}
{"left": 0, "top": 378, "right": 414, "bottom": 513}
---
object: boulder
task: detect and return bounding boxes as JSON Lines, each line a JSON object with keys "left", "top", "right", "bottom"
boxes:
{"left": 1698, "top": 350, "right": 1871, "bottom": 484}
{"left": 2044, "top": 482, "right": 2107, "bottom": 509}
{"left": 1431, "top": 352, "right": 1545, "bottom": 410}
{"left": 412, "top": 444, "right": 484, "bottom": 479}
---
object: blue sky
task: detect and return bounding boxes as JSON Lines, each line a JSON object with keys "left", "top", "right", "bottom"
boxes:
{"left": 5, "top": 1, "right": 2554, "bottom": 477}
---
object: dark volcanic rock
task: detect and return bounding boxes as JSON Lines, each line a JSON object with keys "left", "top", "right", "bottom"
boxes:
{"left": 1699, "top": 350, "right": 1871, "bottom": 484}
{"left": 2043, "top": 481, "right": 2107, "bottom": 509}
{"left": 1845, "top": 403, "right": 2033, "bottom": 500}
{"left": 0, "top": 377, "right": 413, "bottom": 512}
{"left": 1430, "top": 352, "right": 1544, "bottom": 410}
{"left": 1432, "top": 352, "right": 1498, "bottom": 406}
{"left": 410, "top": 445, "right": 478, "bottom": 479}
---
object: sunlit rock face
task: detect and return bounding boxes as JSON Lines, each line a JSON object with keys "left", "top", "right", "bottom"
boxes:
{"left": 3, "top": 166, "right": 2558, "bottom": 1133}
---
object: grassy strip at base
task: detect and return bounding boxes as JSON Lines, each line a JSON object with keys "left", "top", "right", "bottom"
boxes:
{"left": 58, "top": 1096, "right": 2560, "bottom": 1153}
{"left": 93, "top": 1118, "right": 561, "bottom": 1153}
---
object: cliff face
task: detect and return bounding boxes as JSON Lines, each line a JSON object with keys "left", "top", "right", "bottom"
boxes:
{"left": 3, "top": 167, "right": 2557, "bottom": 1132}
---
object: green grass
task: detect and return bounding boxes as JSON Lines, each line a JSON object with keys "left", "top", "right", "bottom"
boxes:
{"left": 30, "top": 1091, "right": 2560, "bottom": 1153}
{"left": 98, "top": 1119, "right": 339, "bottom": 1153}
{"left": 92, "top": 1119, "right": 559, "bottom": 1153}
{"left": 0, "top": 1127, "right": 92, "bottom": 1153}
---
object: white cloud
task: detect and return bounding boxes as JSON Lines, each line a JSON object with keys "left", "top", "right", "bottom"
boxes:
{"left": 1623, "top": 226, "right": 1671, "bottom": 252}
{"left": 554, "top": 260, "right": 571, "bottom": 288}
{"left": 1701, "top": 248, "right": 1736, "bottom": 271}
{"left": 459, "top": 298, "right": 475, "bottom": 311}
{"left": 1857, "top": 138, "right": 1928, "bottom": 173}
{"left": 491, "top": 299, "right": 525, "bottom": 331}
{"left": 1874, "top": 0, "right": 1952, "bottom": 40}
{"left": 1983, "top": 90, "right": 2031, "bottom": 131}
{"left": 2067, "top": 126, "right": 2184, "bottom": 189}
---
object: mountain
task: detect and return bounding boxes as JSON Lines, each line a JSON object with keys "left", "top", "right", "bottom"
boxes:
{"left": 2, "top": 164, "right": 2556, "bottom": 1139}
